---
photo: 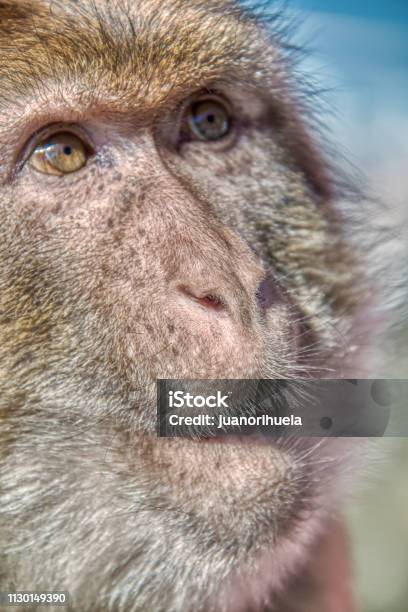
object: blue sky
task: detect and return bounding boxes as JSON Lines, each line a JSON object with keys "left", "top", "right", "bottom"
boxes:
{"left": 291, "top": 0, "right": 408, "bottom": 105}
{"left": 291, "top": 0, "right": 408, "bottom": 22}
{"left": 265, "top": 1, "right": 408, "bottom": 208}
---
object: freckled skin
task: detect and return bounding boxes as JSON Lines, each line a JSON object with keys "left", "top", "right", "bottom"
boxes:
{"left": 0, "top": 1, "right": 378, "bottom": 611}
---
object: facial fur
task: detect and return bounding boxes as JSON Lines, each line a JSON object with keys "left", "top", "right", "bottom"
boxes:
{"left": 0, "top": 1, "right": 383, "bottom": 611}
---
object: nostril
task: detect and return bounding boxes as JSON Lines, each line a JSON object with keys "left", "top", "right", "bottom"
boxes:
{"left": 198, "top": 294, "right": 224, "bottom": 310}
{"left": 177, "top": 285, "right": 226, "bottom": 312}
{"left": 256, "top": 274, "right": 282, "bottom": 311}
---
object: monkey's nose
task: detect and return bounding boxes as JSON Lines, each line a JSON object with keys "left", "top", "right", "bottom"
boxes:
{"left": 177, "top": 285, "right": 226, "bottom": 312}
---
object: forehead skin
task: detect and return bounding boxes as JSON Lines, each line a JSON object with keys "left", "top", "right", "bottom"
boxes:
{"left": 0, "top": 0, "right": 280, "bottom": 114}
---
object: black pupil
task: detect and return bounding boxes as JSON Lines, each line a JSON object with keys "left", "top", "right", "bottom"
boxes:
{"left": 207, "top": 114, "right": 215, "bottom": 124}
{"left": 63, "top": 146, "right": 72, "bottom": 156}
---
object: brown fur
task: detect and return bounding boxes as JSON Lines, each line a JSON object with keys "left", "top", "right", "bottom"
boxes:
{"left": 0, "top": 1, "right": 380, "bottom": 611}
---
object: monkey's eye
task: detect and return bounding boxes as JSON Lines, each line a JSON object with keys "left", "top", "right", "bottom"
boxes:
{"left": 29, "top": 132, "right": 88, "bottom": 176}
{"left": 186, "top": 97, "right": 231, "bottom": 141}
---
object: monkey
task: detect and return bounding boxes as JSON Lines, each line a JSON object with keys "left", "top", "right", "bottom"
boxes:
{"left": 0, "top": 1, "right": 398, "bottom": 611}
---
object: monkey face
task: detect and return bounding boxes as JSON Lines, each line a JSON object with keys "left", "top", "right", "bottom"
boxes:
{"left": 0, "top": 2, "right": 374, "bottom": 611}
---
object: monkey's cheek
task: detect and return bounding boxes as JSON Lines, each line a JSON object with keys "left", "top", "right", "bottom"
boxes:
{"left": 261, "top": 305, "right": 300, "bottom": 367}
{"left": 256, "top": 276, "right": 305, "bottom": 366}
{"left": 263, "top": 305, "right": 295, "bottom": 343}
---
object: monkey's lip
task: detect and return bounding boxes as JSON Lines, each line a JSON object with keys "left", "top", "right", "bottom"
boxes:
{"left": 188, "top": 426, "right": 289, "bottom": 446}
{"left": 199, "top": 433, "right": 276, "bottom": 446}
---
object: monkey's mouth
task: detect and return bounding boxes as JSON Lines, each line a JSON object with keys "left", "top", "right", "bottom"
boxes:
{"left": 201, "top": 433, "right": 282, "bottom": 446}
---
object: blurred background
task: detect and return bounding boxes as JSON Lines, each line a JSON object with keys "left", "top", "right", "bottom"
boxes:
{"left": 285, "top": 1, "right": 408, "bottom": 610}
